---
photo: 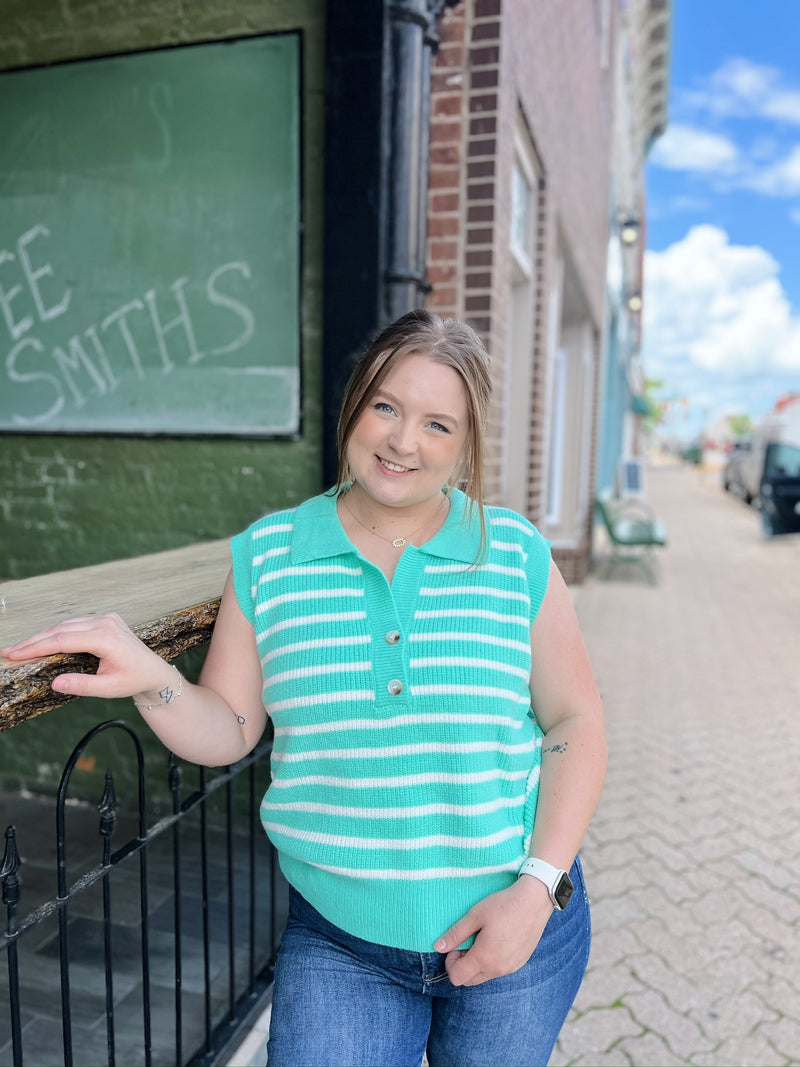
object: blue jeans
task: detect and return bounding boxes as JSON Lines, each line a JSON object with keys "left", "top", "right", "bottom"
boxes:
{"left": 266, "top": 858, "right": 590, "bottom": 1067}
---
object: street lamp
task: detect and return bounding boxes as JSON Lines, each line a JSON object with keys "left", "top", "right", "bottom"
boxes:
{"left": 619, "top": 216, "right": 640, "bottom": 246}
{"left": 627, "top": 291, "right": 643, "bottom": 313}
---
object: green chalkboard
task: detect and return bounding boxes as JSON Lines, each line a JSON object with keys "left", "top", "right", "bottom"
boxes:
{"left": 0, "top": 34, "right": 301, "bottom": 436}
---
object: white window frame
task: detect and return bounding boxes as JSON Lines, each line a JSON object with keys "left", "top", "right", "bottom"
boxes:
{"left": 502, "top": 118, "right": 541, "bottom": 513}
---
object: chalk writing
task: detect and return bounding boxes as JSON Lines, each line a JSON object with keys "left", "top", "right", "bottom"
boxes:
{"left": 1, "top": 224, "right": 258, "bottom": 427}
{"left": 0, "top": 225, "right": 71, "bottom": 341}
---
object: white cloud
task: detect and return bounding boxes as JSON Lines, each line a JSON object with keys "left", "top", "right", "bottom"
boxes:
{"left": 649, "top": 124, "right": 740, "bottom": 173}
{"left": 652, "top": 59, "right": 800, "bottom": 201}
{"left": 681, "top": 58, "right": 800, "bottom": 125}
{"left": 775, "top": 322, "right": 800, "bottom": 371}
{"left": 651, "top": 133, "right": 800, "bottom": 199}
{"left": 642, "top": 226, "right": 800, "bottom": 419}
{"left": 645, "top": 57, "right": 800, "bottom": 432}
{"left": 745, "top": 145, "right": 800, "bottom": 196}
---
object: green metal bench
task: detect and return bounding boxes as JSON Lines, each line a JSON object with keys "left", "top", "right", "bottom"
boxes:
{"left": 594, "top": 492, "right": 668, "bottom": 583}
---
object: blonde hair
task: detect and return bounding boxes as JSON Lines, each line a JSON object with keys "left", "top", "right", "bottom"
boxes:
{"left": 334, "top": 309, "right": 493, "bottom": 554}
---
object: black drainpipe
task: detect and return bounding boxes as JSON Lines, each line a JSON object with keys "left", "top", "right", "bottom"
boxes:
{"left": 322, "top": 0, "right": 457, "bottom": 485}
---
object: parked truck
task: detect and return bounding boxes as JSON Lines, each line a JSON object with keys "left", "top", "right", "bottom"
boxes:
{"left": 740, "top": 396, "right": 800, "bottom": 535}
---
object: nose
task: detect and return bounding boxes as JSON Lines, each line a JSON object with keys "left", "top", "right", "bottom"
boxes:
{"left": 387, "top": 418, "right": 417, "bottom": 456}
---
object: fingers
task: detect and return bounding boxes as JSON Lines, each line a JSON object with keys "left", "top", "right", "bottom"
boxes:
{"left": 2, "top": 613, "right": 130, "bottom": 661}
{"left": 49, "top": 667, "right": 143, "bottom": 700}
{"left": 433, "top": 912, "right": 478, "bottom": 955}
{"left": 1, "top": 613, "right": 167, "bottom": 701}
{"left": 443, "top": 936, "right": 527, "bottom": 987}
{"left": 434, "top": 910, "right": 487, "bottom": 986}
{"left": 444, "top": 949, "right": 487, "bottom": 987}
{"left": 435, "top": 884, "right": 550, "bottom": 987}
{"left": 51, "top": 671, "right": 100, "bottom": 696}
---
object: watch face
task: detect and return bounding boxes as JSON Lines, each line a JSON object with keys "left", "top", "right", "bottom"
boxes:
{"left": 554, "top": 873, "right": 574, "bottom": 910}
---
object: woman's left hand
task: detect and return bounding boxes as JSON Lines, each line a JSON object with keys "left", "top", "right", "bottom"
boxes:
{"left": 433, "top": 875, "right": 555, "bottom": 986}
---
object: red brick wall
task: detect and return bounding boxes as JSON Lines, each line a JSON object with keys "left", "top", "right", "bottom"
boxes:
{"left": 428, "top": 7, "right": 469, "bottom": 320}
{"left": 427, "top": 0, "right": 612, "bottom": 581}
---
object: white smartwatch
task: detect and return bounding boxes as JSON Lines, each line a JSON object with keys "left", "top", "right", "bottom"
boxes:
{"left": 518, "top": 857, "right": 574, "bottom": 910}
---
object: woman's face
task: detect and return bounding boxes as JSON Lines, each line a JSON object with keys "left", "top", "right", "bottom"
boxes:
{"left": 346, "top": 352, "right": 469, "bottom": 512}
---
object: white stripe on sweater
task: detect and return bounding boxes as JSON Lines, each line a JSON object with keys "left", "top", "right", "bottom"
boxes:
{"left": 257, "top": 563, "right": 363, "bottom": 584}
{"left": 252, "top": 545, "right": 291, "bottom": 566}
{"left": 252, "top": 522, "right": 294, "bottom": 541}
{"left": 268, "top": 768, "right": 531, "bottom": 789}
{"left": 268, "top": 690, "right": 375, "bottom": 713}
{"left": 272, "top": 712, "right": 525, "bottom": 737}
{"left": 258, "top": 611, "right": 367, "bottom": 642}
{"left": 490, "top": 516, "right": 534, "bottom": 534}
{"left": 263, "top": 795, "right": 524, "bottom": 818}
{"left": 271, "top": 739, "right": 537, "bottom": 762}
{"left": 410, "top": 685, "right": 531, "bottom": 705}
{"left": 419, "top": 585, "right": 529, "bottom": 604}
{"left": 255, "top": 587, "right": 364, "bottom": 615}
{"left": 408, "top": 631, "right": 529, "bottom": 653}
{"left": 268, "top": 661, "right": 372, "bottom": 685}
{"left": 304, "top": 860, "right": 523, "bottom": 880}
{"left": 262, "top": 634, "right": 372, "bottom": 665}
{"left": 491, "top": 540, "right": 526, "bottom": 556}
{"left": 262, "top": 822, "right": 523, "bottom": 850}
{"left": 409, "top": 656, "right": 529, "bottom": 680}
{"left": 413, "top": 608, "right": 529, "bottom": 626}
{"left": 425, "top": 562, "right": 526, "bottom": 578}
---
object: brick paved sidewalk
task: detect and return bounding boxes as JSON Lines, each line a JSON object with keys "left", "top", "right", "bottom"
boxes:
{"left": 552, "top": 462, "right": 800, "bottom": 1067}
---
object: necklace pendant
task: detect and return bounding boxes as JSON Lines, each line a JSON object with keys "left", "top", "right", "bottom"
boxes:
{"left": 391, "top": 537, "right": 408, "bottom": 548}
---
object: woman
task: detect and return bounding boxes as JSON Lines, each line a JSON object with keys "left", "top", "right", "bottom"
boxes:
{"left": 2, "top": 310, "right": 606, "bottom": 1067}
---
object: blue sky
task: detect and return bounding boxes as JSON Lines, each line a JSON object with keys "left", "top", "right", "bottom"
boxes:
{"left": 642, "top": 0, "right": 800, "bottom": 442}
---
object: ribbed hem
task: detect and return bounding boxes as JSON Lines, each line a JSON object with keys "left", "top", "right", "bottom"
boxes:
{"left": 278, "top": 855, "right": 521, "bottom": 952}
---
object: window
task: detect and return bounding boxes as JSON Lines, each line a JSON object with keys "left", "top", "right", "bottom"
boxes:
{"left": 503, "top": 117, "right": 542, "bottom": 514}
{"left": 765, "top": 443, "right": 800, "bottom": 479}
{"left": 511, "top": 161, "right": 532, "bottom": 267}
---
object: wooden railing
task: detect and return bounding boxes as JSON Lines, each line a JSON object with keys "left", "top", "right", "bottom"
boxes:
{"left": 1, "top": 541, "right": 285, "bottom": 1067}
{"left": 0, "top": 540, "right": 231, "bottom": 729}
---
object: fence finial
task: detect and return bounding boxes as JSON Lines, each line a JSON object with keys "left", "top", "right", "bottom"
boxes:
{"left": 1, "top": 825, "right": 21, "bottom": 908}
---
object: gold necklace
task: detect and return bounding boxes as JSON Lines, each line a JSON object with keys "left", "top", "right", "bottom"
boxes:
{"left": 342, "top": 494, "right": 447, "bottom": 549}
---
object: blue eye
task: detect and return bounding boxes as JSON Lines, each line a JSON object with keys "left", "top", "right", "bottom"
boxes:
{"left": 374, "top": 402, "right": 395, "bottom": 415}
{"left": 429, "top": 421, "right": 450, "bottom": 433}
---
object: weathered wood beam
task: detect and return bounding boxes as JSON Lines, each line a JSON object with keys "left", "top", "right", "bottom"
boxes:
{"left": 0, "top": 539, "right": 231, "bottom": 731}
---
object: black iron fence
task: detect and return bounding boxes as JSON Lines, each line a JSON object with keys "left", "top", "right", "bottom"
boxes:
{"left": 1, "top": 719, "right": 285, "bottom": 1067}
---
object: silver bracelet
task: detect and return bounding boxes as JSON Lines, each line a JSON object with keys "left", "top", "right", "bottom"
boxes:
{"left": 132, "top": 664, "right": 183, "bottom": 711}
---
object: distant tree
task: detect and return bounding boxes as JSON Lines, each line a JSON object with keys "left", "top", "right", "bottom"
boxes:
{"left": 641, "top": 378, "right": 665, "bottom": 435}
{"left": 729, "top": 413, "right": 752, "bottom": 438}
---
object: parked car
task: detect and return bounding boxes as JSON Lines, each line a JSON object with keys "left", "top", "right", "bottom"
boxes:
{"left": 759, "top": 440, "right": 800, "bottom": 536}
{"left": 682, "top": 441, "right": 703, "bottom": 465}
{"left": 722, "top": 441, "right": 753, "bottom": 500}
{"left": 739, "top": 400, "right": 800, "bottom": 507}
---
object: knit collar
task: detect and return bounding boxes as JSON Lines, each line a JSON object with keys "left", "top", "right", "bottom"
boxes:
{"left": 290, "top": 486, "right": 481, "bottom": 564}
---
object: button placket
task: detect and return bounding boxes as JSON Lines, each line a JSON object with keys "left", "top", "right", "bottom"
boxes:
{"left": 383, "top": 630, "right": 404, "bottom": 697}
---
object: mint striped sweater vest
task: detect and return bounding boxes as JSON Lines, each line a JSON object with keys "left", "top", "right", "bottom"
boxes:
{"left": 231, "top": 488, "right": 551, "bottom": 951}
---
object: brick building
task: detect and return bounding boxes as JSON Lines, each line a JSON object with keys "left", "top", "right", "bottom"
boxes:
{"left": 426, "top": 1, "right": 615, "bottom": 582}
{"left": 0, "top": 0, "right": 662, "bottom": 800}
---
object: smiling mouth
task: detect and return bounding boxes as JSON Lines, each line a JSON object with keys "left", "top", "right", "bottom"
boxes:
{"left": 377, "top": 455, "right": 416, "bottom": 474}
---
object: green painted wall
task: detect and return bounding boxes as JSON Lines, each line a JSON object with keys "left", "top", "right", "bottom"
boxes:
{"left": 0, "top": 0, "right": 326, "bottom": 803}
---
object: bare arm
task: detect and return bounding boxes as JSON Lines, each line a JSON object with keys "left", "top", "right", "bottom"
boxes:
{"left": 436, "top": 560, "right": 607, "bottom": 985}
{"left": 524, "top": 561, "right": 607, "bottom": 868}
{"left": 1, "top": 571, "right": 267, "bottom": 767}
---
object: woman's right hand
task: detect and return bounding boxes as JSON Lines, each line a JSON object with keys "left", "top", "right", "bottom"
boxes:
{"left": 2, "top": 575, "right": 268, "bottom": 767}
{"left": 1, "top": 613, "right": 173, "bottom": 702}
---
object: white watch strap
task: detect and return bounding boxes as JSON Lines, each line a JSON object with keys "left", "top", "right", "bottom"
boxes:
{"left": 518, "top": 856, "right": 563, "bottom": 892}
